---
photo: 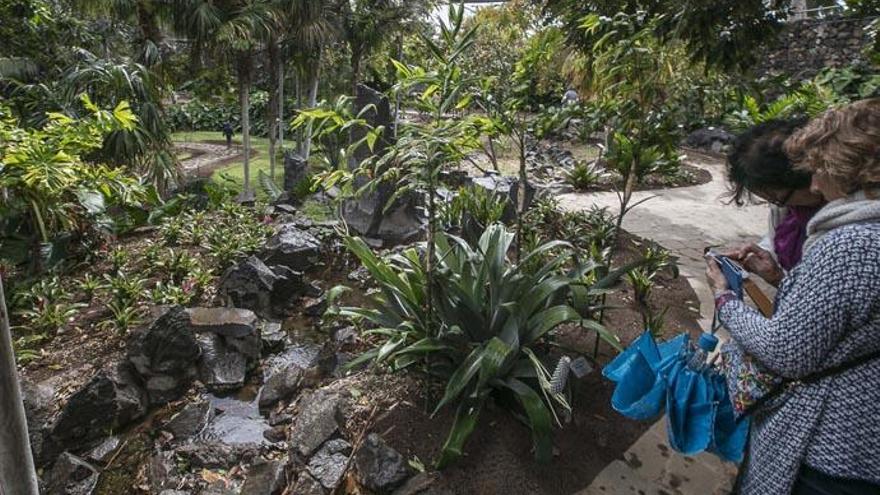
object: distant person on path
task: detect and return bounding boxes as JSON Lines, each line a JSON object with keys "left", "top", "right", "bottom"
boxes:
{"left": 222, "top": 122, "right": 234, "bottom": 148}
{"left": 562, "top": 88, "right": 579, "bottom": 106}
{"left": 722, "top": 119, "right": 825, "bottom": 286}
{"left": 707, "top": 99, "right": 880, "bottom": 495}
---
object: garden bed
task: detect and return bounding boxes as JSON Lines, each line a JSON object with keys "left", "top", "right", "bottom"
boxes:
{"left": 11, "top": 196, "right": 700, "bottom": 494}
{"left": 332, "top": 232, "right": 702, "bottom": 495}
{"left": 464, "top": 136, "right": 713, "bottom": 195}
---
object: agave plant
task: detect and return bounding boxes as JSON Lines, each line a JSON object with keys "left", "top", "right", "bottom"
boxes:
{"left": 341, "top": 223, "right": 624, "bottom": 467}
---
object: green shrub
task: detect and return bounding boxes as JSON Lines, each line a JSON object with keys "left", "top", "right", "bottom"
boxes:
{"left": 605, "top": 132, "right": 681, "bottom": 185}
{"left": 565, "top": 161, "right": 608, "bottom": 191}
{"left": 341, "top": 224, "right": 623, "bottom": 467}
{"left": 525, "top": 195, "right": 616, "bottom": 259}
{"left": 167, "top": 91, "right": 271, "bottom": 137}
{"left": 440, "top": 186, "right": 507, "bottom": 243}
{"left": 13, "top": 276, "right": 84, "bottom": 334}
{"left": 0, "top": 96, "right": 147, "bottom": 271}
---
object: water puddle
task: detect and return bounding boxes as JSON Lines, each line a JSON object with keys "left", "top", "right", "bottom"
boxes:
{"left": 198, "top": 385, "right": 270, "bottom": 445}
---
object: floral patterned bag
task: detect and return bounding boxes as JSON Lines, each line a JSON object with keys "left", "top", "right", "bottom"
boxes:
{"left": 719, "top": 342, "right": 783, "bottom": 417}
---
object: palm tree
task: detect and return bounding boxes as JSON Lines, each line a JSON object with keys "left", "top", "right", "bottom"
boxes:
{"left": 171, "top": 0, "right": 281, "bottom": 198}
{"left": 265, "top": 0, "right": 334, "bottom": 176}
{"left": 75, "top": 0, "right": 170, "bottom": 67}
{"left": 339, "top": 0, "right": 433, "bottom": 96}
{"left": 62, "top": 50, "right": 180, "bottom": 192}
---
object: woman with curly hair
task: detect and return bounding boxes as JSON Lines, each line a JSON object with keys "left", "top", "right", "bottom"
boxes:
{"left": 707, "top": 98, "right": 880, "bottom": 495}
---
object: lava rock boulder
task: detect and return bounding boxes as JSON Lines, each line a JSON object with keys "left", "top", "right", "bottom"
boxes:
{"left": 261, "top": 223, "right": 322, "bottom": 272}
{"left": 127, "top": 306, "right": 200, "bottom": 405}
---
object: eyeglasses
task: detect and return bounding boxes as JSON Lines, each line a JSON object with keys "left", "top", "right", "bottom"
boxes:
{"left": 754, "top": 188, "right": 795, "bottom": 207}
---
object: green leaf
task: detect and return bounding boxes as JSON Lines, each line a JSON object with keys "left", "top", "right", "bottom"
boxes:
{"left": 433, "top": 347, "right": 483, "bottom": 415}
{"left": 437, "top": 399, "right": 483, "bottom": 469}
{"left": 502, "top": 378, "right": 553, "bottom": 464}
{"left": 523, "top": 305, "right": 581, "bottom": 344}
{"left": 258, "top": 170, "right": 282, "bottom": 202}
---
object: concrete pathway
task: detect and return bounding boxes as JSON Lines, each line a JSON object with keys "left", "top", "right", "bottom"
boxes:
{"left": 559, "top": 149, "right": 767, "bottom": 329}
{"left": 560, "top": 150, "right": 767, "bottom": 495}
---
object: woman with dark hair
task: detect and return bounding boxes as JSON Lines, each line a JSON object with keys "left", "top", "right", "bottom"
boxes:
{"left": 724, "top": 118, "right": 825, "bottom": 285}
{"left": 708, "top": 99, "right": 880, "bottom": 494}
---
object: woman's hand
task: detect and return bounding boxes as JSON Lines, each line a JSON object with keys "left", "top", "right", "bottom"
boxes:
{"left": 705, "top": 256, "right": 729, "bottom": 293}
{"left": 723, "top": 243, "right": 784, "bottom": 287}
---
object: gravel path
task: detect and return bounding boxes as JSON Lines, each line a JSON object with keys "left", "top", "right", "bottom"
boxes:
{"left": 177, "top": 142, "right": 252, "bottom": 178}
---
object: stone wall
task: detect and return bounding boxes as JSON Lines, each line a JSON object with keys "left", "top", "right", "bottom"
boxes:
{"left": 756, "top": 16, "right": 874, "bottom": 80}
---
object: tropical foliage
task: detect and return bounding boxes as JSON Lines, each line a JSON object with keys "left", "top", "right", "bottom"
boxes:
{"left": 341, "top": 223, "right": 623, "bottom": 466}
{"left": 0, "top": 96, "right": 146, "bottom": 270}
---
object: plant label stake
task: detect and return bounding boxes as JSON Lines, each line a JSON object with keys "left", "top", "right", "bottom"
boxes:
{"left": 569, "top": 356, "right": 594, "bottom": 379}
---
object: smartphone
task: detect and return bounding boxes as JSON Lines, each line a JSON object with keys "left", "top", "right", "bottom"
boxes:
{"left": 705, "top": 250, "right": 745, "bottom": 298}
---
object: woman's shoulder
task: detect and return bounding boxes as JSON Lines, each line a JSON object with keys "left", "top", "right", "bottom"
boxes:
{"left": 808, "top": 222, "right": 880, "bottom": 264}
{"left": 822, "top": 221, "right": 880, "bottom": 243}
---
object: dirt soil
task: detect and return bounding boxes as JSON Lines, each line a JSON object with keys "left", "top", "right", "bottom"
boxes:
{"left": 365, "top": 232, "right": 702, "bottom": 495}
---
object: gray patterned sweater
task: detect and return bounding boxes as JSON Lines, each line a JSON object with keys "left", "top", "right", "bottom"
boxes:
{"left": 718, "top": 222, "right": 880, "bottom": 495}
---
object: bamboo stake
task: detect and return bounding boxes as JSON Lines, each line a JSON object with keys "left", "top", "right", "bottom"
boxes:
{"left": 0, "top": 274, "right": 40, "bottom": 495}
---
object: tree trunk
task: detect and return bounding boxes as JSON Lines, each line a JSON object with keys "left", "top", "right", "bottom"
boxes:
{"left": 278, "top": 60, "right": 285, "bottom": 154}
{"left": 486, "top": 136, "right": 499, "bottom": 171}
{"left": 615, "top": 153, "right": 639, "bottom": 243}
{"left": 238, "top": 55, "right": 253, "bottom": 197}
{"left": 351, "top": 49, "right": 361, "bottom": 97}
{"left": 516, "top": 126, "right": 527, "bottom": 261}
{"left": 426, "top": 168, "right": 436, "bottom": 333}
{"left": 302, "top": 61, "right": 321, "bottom": 161}
{"left": 267, "top": 39, "right": 281, "bottom": 181}
{"left": 295, "top": 69, "right": 305, "bottom": 156}
{"left": 136, "top": 0, "right": 163, "bottom": 65}
{"left": 0, "top": 275, "right": 39, "bottom": 495}
{"left": 393, "top": 36, "right": 403, "bottom": 138}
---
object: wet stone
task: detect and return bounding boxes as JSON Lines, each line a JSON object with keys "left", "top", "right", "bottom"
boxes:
{"left": 49, "top": 367, "right": 147, "bottom": 455}
{"left": 197, "top": 333, "right": 248, "bottom": 392}
{"left": 149, "top": 450, "right": 180, "bottom": 493}
{"left": 291, "top": 472, "right": 327, "bottom": 495}
{"left": 219, "top": 256, "right": 281, "bottom": 316}
{"left": 241, "top": 459, "right": 286, "bottom": 495}
{"left": 201, "top": 480, "right": 241, "bottom": 495}
{"left": 198, "top": 391, "right": 271, "bottom": 447}
{"left": 269, "top": 411, "right": 293, "bottom": 427}
{"left": 308, "top": 439, "right": 352, "bottom": 490}
{"left": 263, "top": 425, "right": 287, "bottom": 443}
{"left": 261, "top": 223, "right": 322, "bottom": 272}
{"left": 333, "top": 326, "right": 358, "bottom": 345}
{"left": 258, "top": 365, "right": 303, "bottom": 412}
{"left": 289, "top": 391, "right": 342, "bottom": 458}
{"left": 303, "top": 295, "right": 327, "bottom": 317}
{"left": 86, "top": 436, "right": 121, "bottom": 464}
{"left": 175, "top": 441, "right": 256, "bottom": 470}
{"left": 43, "top": 453, "right": 99, "bottom": 495}
{"left": 354, "top": 434, "right": 412, "bottom": 493}
{"left": 261, "top": 321, "right": 287, "bottom": 354}
{"left": 21, "top": 376, "right": 60, "bottom": 465}
{"left": 264, "top": 344, "right": 322, "bottom": 374}
{"left": 127, "top": 306, "right": 200, "bottom": 405}
{"left": 165, "top": 400, "right": 214, "bottom": 440}
{"left": 186, "top": 307, "right": 259, "bottom": 338}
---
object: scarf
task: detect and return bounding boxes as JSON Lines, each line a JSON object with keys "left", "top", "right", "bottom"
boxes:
{"left": 803, "top": 190, "right": 880, "bottom": 255}
{"left": 774, "top": 206, "right": 821, "bottom": 271}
